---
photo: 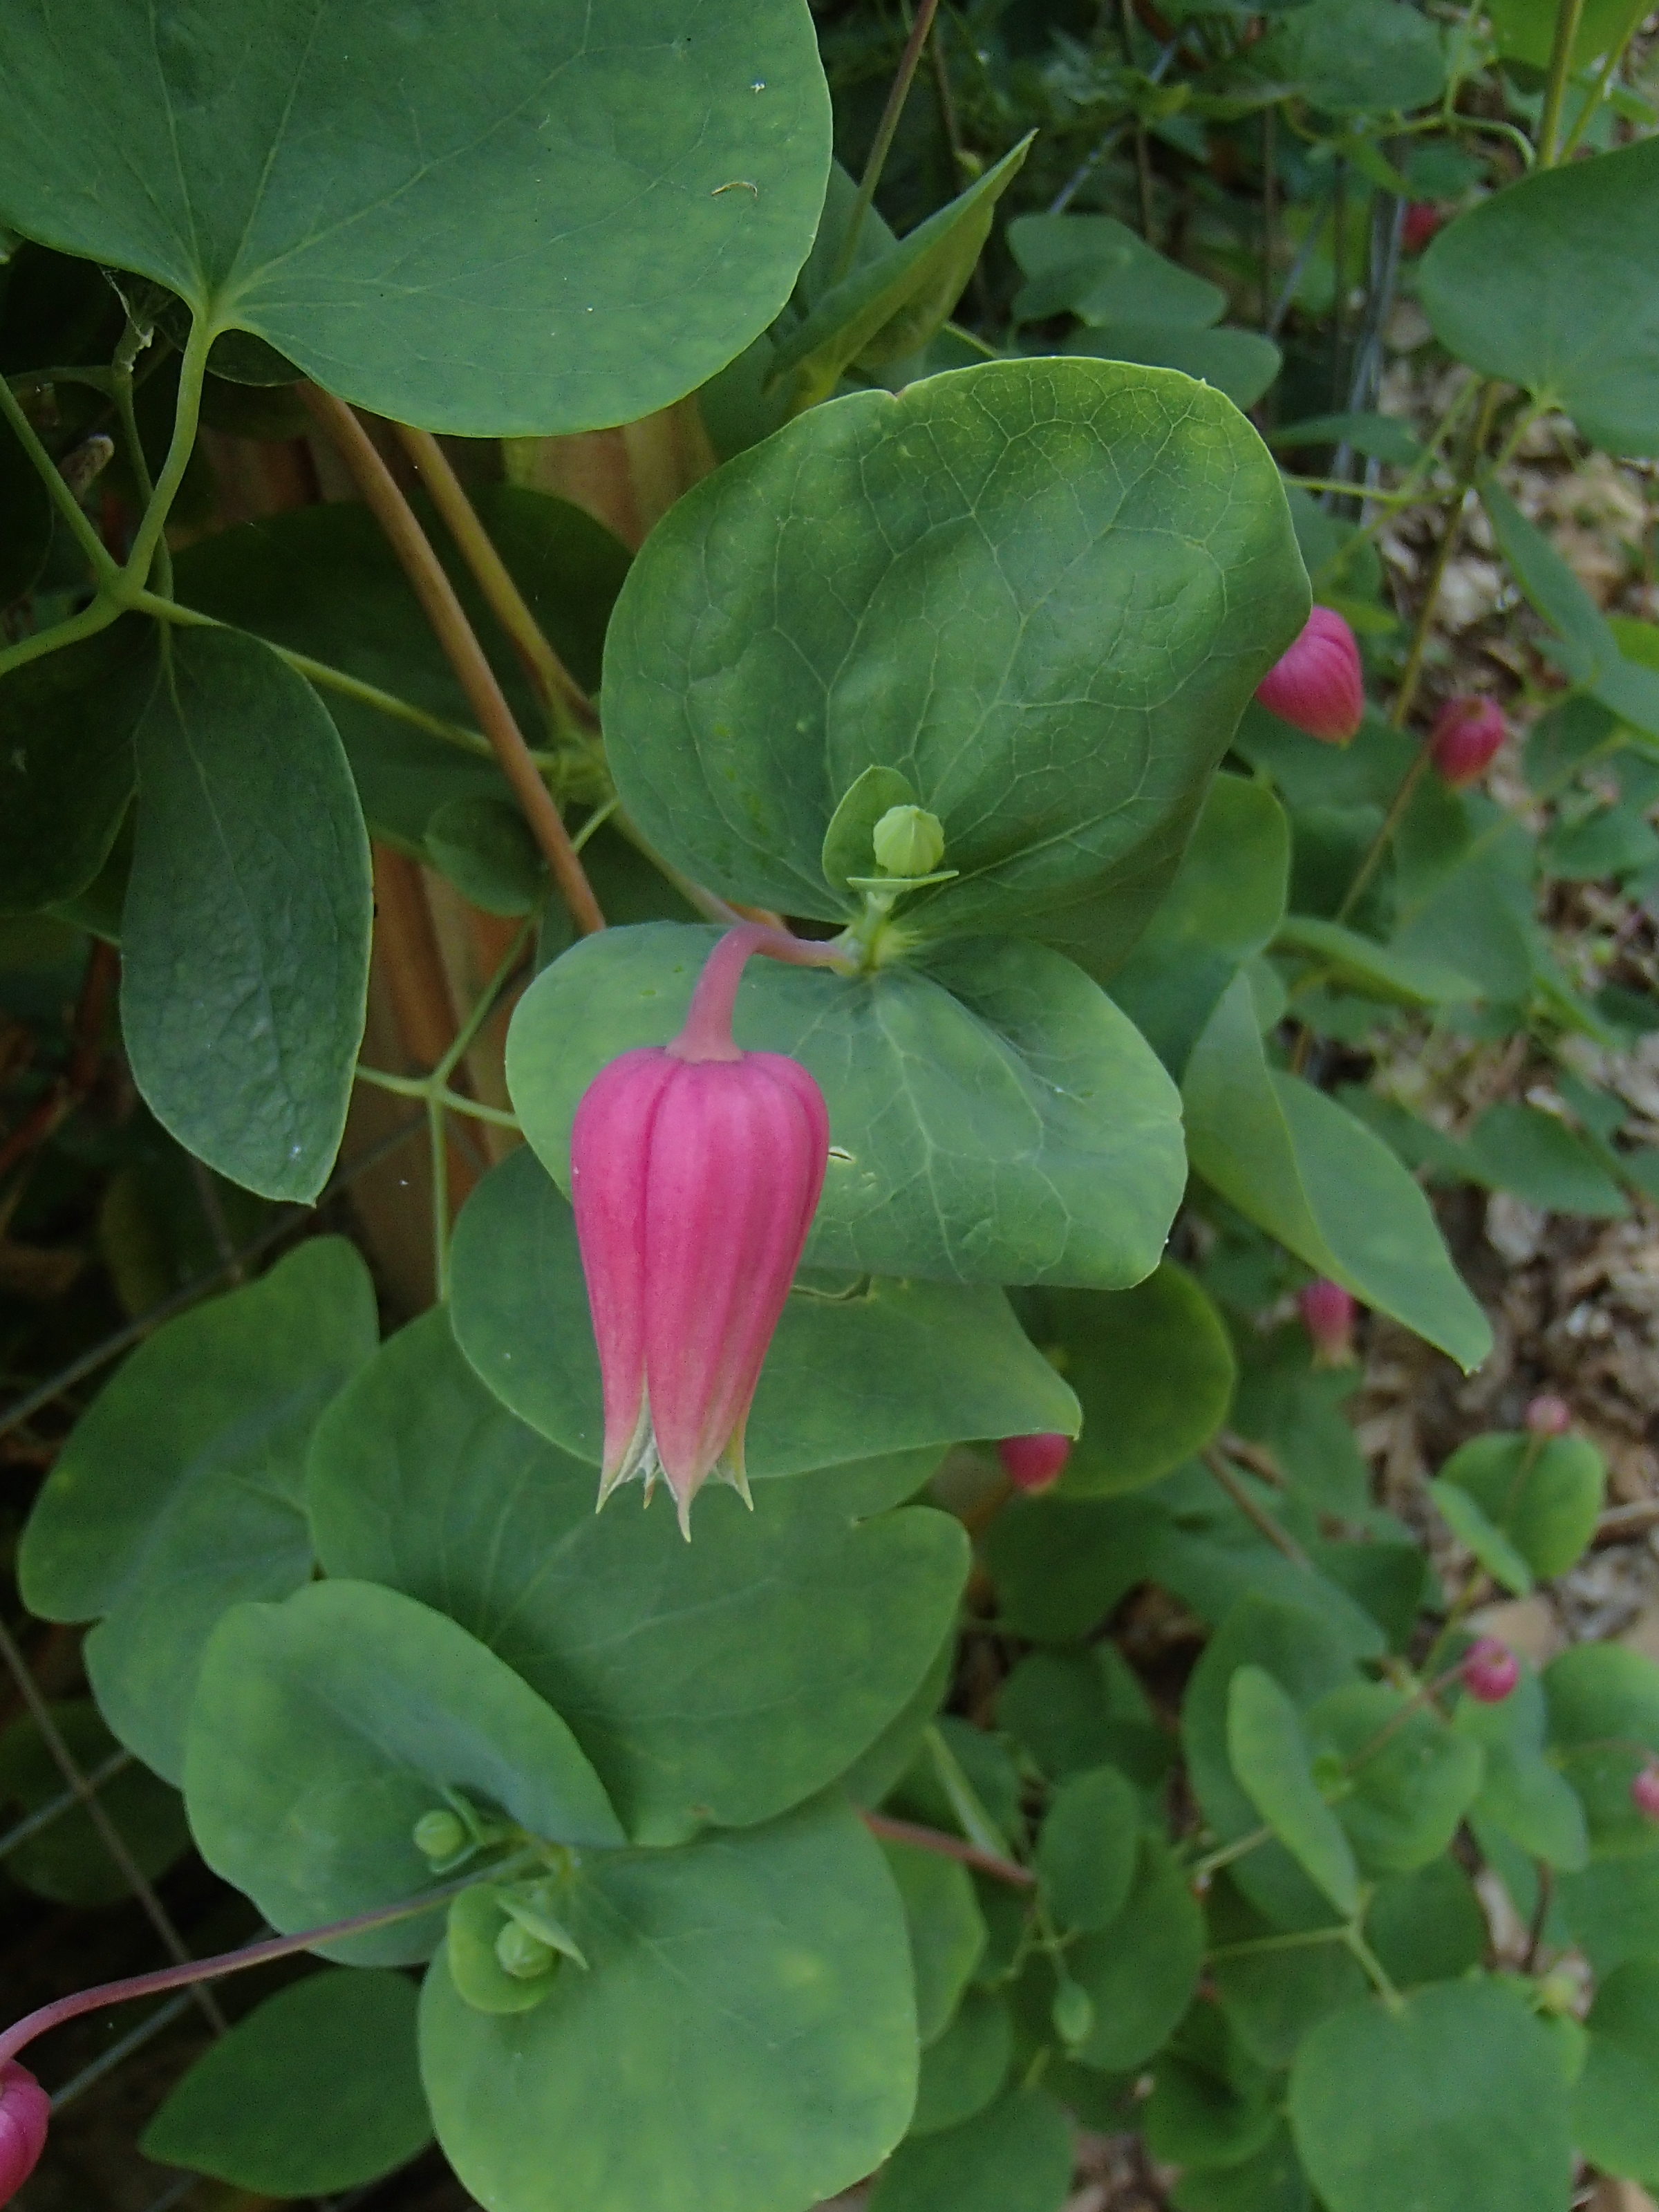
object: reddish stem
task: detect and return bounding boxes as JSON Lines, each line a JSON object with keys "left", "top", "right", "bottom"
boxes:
{"left": 0, "top": 1886, "right": 453, "bottom": 2072}
{"left": 861, "top": 1810, "right": 1035, "bottom": 1889}
{"left": 668, "top": 926, "right": 847, "bottom": 1065}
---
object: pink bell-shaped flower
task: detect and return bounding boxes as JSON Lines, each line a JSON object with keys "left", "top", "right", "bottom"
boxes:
{"left": 1525, "top": 1393, "right": 1572, "bottom": 1437}
{"left": 0, "top": 2061, "right": 49, "bottom": 2206}
{"left": 1633, "top": 1765, "right": 1659, "bottom": 1822}
{"left": 998, "top": 1434, "right": 1072, "bottom": 1494}
{"left": 570, "top": 926, "right": 841, "bottom": 1536}
{"left": 1255, "top": 608, "right": 1365, "bottom": 745}
{"left": 1299, "top": 1278, "right": 1357, "bottom": 1366}
{"left": 1429, "top": 695, "right": 1507, "bottom": 788}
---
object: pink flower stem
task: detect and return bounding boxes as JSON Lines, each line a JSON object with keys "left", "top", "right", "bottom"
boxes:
{"left": 861, "top": 1810, "right": 1035, "bottom": 1890}
{"left": 669, "top": 926, "right": 850, "bottom": 1065}
{"left": 0, "top": 1873, "right": 498, "bottom": 2072}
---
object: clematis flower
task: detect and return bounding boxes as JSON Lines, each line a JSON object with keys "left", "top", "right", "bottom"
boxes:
{"left": 1299, "top": 1278, "right": 1357, "bottom": 1366}
{"left": 570, "top": 925, "right": 845, "bottom": 1536}
{"left": 998, "top": 1434, "right": 1072, "bottom": 1493}
{"left": 0, "top": 2063, "right": 48, "bottom": 2208}
{"left": 1429, "top": 694, "right": 1507, "bottom": 788}
{"left": 1255, "top": 608, "right": 1365, "bottom": 745}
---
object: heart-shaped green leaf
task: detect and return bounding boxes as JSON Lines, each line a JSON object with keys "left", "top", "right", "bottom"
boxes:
{"left": 1573, "top": 1961, "right": 1659, "bottom": 2184}
{"left": 307, "top": 1308, "right": 968, "bottom": 1845}
{"left": 506, "top": 923, "right": 1186, "bottom": 1288}
{"left": 0, "top": 0, "right": 832, "bottom": 434}
{"left": 420, "top": 1796, "right": 917, "bottom": 2212}
{"left": 1421, "top": 140, "right": 1659, "bottom": 458}
{"left": 1288, "top": 1980, "right": 1574, "bottom": 2212}
{"left": 601, "top": 357, "right": 1307, "bottom": 946}
{"left": 185, "top": 1579, "right": 624, "bottom": 1963}
{"left": 869, "top": 2090, "right": 1074, "bottom": 2212}
{"left": 1306, "top": 1680, "right": 1484, "bottom": 1877}
{"left": 447, "top": 1145, "right": 1079, "bottom": 1473}
{"left": 18, "top": 1237, "right": 376, "bottom": 1782}
{"left": 140, "top": 1969, "right": 433, "bottom": 2195}
{"left": 1437, "top": 1431, "right": 1606, "bottom": 1581}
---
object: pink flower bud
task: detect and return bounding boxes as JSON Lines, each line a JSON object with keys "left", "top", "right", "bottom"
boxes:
{"left": 998, "top": 1434, "right": 1072, "bottom": 1493}
{"left": 1254, "top": 608, "right": 1365, "bottom": 745}
{"left": 1299, "top": 1278, "right": 1356, "bottom": 1366}
{"left": 570, "top": 927, "right": 836, "bottom": 1537}
{"left": 1402, "top": 203, "right": 1447, "bottom": 254}
{"left": 1428, "top": 695, "right": 1507, "bottom": 789}
{"left": 1459, "top": 1637, "right": 1520, "bottom": 1704}
{"left": 0, "top": 2061, "right": 49, "bottom": 2206}
{"left": 1633, "top": 1766, "right": 1659, "bottom": 1822}
{"left": 1525, "top": 1394, "right": 1572, "bottom": 1437}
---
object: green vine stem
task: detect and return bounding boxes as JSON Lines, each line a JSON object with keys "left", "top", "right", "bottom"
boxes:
{"left": 830, "top": 0, "right": 944, "bottom": 285}
{"left": 0, "top": 372, "right": 121, "bottom": 588}
{"left": 1537, "top": 0, "right": 1589, "bottom": 167}
{"left": 123, "top": 317, "right": 211, "bottom": 588}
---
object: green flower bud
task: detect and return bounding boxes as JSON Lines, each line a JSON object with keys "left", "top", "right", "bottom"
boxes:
{"left": 1051, "top": 1980, "right": 1094, "bottom": 2047}
{"left": 412, "top": 1808, "right": 468, "bottom": 1862}
{"left": 872, "top": 804, "right": 945, "bottom": 879}
{"left": 494, "top": 1919, "right": 558, "bottom": 1980}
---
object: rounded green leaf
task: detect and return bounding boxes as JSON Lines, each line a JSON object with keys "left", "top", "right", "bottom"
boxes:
{"left": 1035, "top": 1765, "right": 1143, "bottom": 1932}
{"left": 1546, "top": 1643, "right": 1659, "bottom": 1855}
{"left": 122, "top": 626, "right": 373, "bottom": 1201}
{"left": 601, "top": 357, "right": 1308, "bottom": 937}
{"left": 869, "top": 2090, "right": 1074, "bottom": 2212}
{"left": 1022, "top": 1267, "right": 1237, "bottom": 1498}
{"left": 184, "top": 1579, "right": 624, "bottom": 1965}
{"left": 1109, "top": 772, "right": 1290, "bottom": 1078}
{"left": 307, "top": 1308, "right": 968, "bottom": 1845}
{"left": 1182, "top": 1593, "right": 1371, "bottom": 1928}
{"left": 1260, "top": 0, "right": 1446, "bottom": 112}
{"left": 421, "top": 1796, "right": 917, "bottom": 2212}
{"left": 1419, "top": 140, "right": 1659, "bottom": 458}
{"left": 0, "top": 619, "right": 149, "bottom": 916}
{"left": 448, "top": 1145, "right": 1079, "bottom": 1474}
{"left": 1458, "top": 1663, "right": 1589, "bottom": 1873}
{"left": 882, "top": 1841, "right": 987, "bottom": 2045}
{"left": 1437, "top": 1431, "right": 1606, "bottom": 1582}
{"left": 1363, "top": 1861, "right": 1488, "bottom": 1991}
{"left": 1067, "top": 1836, "right": 1206, "bottom": 2071}
{"left": 0, "top": 1700, "right": 189, "bottom": 1906}
{"left": 1426, "top": 1477, "right": 1535, "bottom": 1596}
{"left": 1208, "top": 1876, "right": 1365, "bottom": 2070}
{"left": 0, "top": 0, "right": 832, "bottom": 435}
{"left": 1306, "top": 1680, "right": 1484, "bottom": 1877}
{"left": 910, "top": 1991, "right": 1015, "bottom": 2137}
{"left": 1288, "top": 1980, "right": 1575, "bottom": 2212}
{"left": 999, "top": 1648, "right": 1172, "bottom": 1790}
{"left": 1183, "top": 973, "right": 1491, "bottom": 1371}
{"left": 18, "top": 1237, "right": 376, "bottom": 1783}
{"left": 1228, "top": 1667, "right": 1359, "bottom": 1914}
{"left": 140, "top": 1969, "right": 433, "bottom": 2193}
{"left": 1574, "top": 1960, "right": 1659, "bottom": 2183}
{"left": 507, "top": 922, "right": 1185, "bottom": 1288}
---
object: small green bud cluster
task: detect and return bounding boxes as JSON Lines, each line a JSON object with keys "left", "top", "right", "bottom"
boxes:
{"left": 872, "top": 804, "right": 946, "bottom": 879}
{"left": 495, "top": 1919, "right": 559, "bottom": 1980}
{"left": 413, "top": 1808, "right": 469, "bottom": 1863}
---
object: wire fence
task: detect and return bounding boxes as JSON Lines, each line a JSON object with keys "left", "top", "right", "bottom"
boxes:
{"left": 2, "top": 1114, "right": 476, "bottom": 2212}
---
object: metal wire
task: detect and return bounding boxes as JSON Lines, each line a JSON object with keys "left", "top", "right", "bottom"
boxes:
{"left": 0, "top": 1747, "right": 129, "bottom": 1861}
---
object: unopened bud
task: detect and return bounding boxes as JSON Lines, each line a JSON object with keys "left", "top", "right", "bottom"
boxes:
{"left": 0, "top": 2062, "right": 50, "bottom": 2207}
{"left": 1459, "top": 1637, "right": 1520, "bottom": 1704}
{"left": 1402, "top": 203, "right": 1447, "bottom": 254}
{"left": 1300, "top": 1279, "right": 1356, "bottom": 1367}
{"left": 1633, "top": 1767, "right": 1659, "bottom": 1822}
{"left": 1051, "top": 1980, "right": 1094, "bottom": 2046}
{"left": 1525, "top": 1394, "right": 1572, "bottom": 1438}
{"left": 413, "top": 1809, "right": 468, "bottom": 1862}
{"left": 872, "top": 805, "right": 946, "bottom": 879}
{"left": 494, "top": 1921, "right": 558, "bottom": 1980}
{"left": 1429, "top": 695, "right": 1507, "bottom": 789}
{"left": 1255, "top": 608, "right": 1365, "bottom": 745}
{"left": 998, "top": 1433, "right": 1072, "bottom": 1493}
